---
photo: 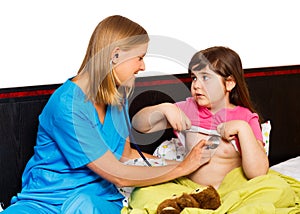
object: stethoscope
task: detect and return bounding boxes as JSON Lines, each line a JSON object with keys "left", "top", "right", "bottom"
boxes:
{"left": 121, "top": 88, "right": 152, "bottom": 167}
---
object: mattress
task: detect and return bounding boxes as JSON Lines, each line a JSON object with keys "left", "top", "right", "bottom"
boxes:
{"left": 270, "top": 156, "right": 300, "bottom": 181}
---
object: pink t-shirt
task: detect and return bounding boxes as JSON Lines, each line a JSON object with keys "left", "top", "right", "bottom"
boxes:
{"left": 175, "top": 97, "right": 263, "bottom": 142}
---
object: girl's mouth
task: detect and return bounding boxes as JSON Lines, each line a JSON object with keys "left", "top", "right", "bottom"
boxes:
{"left": 195, "top": 93, "right": 204, "bottom": 98}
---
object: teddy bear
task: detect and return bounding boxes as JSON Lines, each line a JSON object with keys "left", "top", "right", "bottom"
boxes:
{"left": 156, "top": 185, "right": 221, "bottom": 214}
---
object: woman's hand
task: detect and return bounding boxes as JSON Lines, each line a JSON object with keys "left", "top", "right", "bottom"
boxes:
{"left": 179, "top": 139, "right": 211, "bottom": 175}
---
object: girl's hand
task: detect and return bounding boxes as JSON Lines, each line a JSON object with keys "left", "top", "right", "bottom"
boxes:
{"left": 217, "top": 120, "right": 247, "bottom": 141}
{"left": 159, "top": 103, "right": 191, "bottom": 131}
{"left": 132, "top": 103, "right": 191, "bottom": 133}
{"left": 217, "top": 120, "right": 269, "bottom": 179}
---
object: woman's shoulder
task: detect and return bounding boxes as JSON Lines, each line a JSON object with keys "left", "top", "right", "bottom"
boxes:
{"left": 54, "top": 79, "right": 86, "bottom": 102}
{"left": 42, "top": 79, "right": 90, "bottom": 116}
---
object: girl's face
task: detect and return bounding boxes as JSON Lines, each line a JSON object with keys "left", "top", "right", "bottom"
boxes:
{"left": 190, "top": 65, "right": 234, "bottom": 112}
{"left": 113, "top": 43, "right": 148, "bottom": 87}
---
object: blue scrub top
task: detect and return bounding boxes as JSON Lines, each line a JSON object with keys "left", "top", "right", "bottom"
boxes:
{"left": 12, "top": 79, "right": 128, "bottom": 205}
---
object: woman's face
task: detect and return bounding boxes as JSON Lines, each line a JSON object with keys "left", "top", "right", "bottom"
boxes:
{"left": 113, "top": 43, "right": 148, "bottom": 87}
{"left": 190, "top": 65, "right": 231, "bottom": 112}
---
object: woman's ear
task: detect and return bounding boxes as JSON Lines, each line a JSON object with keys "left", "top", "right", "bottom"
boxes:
{"left": 225, "top": 76, "right": 236, "bottom": 92}
{"left": 111, "top": 47, "right": 120, "bottom": 63}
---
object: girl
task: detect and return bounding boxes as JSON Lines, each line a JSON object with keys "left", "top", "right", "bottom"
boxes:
{"left": 132, "top": 46, "right": 269, "bottom": 188}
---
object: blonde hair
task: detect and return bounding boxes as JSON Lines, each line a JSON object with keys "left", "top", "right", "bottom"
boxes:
{"left": 77, "top": 15, "right": 149, "bottom": 105}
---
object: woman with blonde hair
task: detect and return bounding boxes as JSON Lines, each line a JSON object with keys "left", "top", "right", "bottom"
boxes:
{"left": 2, "top": 15, "right": 209, "bottom": 213}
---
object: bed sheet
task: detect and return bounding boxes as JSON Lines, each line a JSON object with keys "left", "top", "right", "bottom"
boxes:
{"left": 122, "top": 167, "right": 300, "bottom": 213}
{"left": 270, "top": 156, "right": 300, "bottom": 181}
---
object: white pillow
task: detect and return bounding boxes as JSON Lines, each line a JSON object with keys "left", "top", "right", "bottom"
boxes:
{"left": 261, "top": 120, "right": 271, "bottom": 155}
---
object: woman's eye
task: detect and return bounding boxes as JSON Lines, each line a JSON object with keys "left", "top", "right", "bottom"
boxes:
{"left": 191, "top": 76, "right": 197, "bottom": 81}
{"left": 138, "top": 57, "right": 144, "bottom": 61}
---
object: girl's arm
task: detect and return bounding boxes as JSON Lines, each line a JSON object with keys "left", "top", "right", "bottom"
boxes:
{"left": 217, "top": 120, "right": 269, "bottom": 179}
{"left": 132, "top": 103, "right": 191, "bottom": 133}
{"left": 87, "top": 139, "right": 211, "bottom": 187}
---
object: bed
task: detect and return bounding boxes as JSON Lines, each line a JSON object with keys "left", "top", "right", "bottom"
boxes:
{"left": 120, "top": 121, "right": 300, "bottom": 213}
{"left": 270, "top": 156, "right": 300, "bottom": 181}
{"left": 120, "top": 154, "right": 300, "bottom": 214}
{"left": 121, "top": 67, "right": 300, "bottom": 213}
{"left": 1, "top": 66, "right": 300, "bottom": 211}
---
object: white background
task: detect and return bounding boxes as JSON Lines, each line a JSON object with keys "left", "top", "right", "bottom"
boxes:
{"left": 0, "top": 0, "right": 299, "bottom": 88}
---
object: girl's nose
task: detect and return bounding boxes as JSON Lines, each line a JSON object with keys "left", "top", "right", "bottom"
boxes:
{"left": 193, "top": 79, "right": 203, "bottom": 89}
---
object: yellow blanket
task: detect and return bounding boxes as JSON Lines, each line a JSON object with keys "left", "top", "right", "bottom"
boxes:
{"left": 121, "top": 168, "right": 300, "bottom": 214}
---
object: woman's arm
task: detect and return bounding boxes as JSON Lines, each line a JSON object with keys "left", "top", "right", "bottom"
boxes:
{"left": 217, "top": 120, "right": 269, "bottom": 179}
{"left": 87, "top": 139, "right": 211, "bottom": 187}
{"left": 120, "top": 137, "right": 179, "bottom": 165}
{"left": 132, "top": 103, "right": 191, "bottom": 133}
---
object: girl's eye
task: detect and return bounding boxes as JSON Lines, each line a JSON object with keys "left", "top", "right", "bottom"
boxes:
{"left": 202, "top": 75, "right": 209, "bottom": 81}
{"left": 191, "top": 76, "right": 197, "bottom": 81}
{"left": 138, "top": 57, "right": 144, "bottom": 61}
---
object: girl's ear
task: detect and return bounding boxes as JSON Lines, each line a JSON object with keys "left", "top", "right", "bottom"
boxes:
{"left": 225, "top": 76, "right": 236, "bottom": 92}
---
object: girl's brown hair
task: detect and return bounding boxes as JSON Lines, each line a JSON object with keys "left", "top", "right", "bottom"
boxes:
{"left": 189, "top": 46, "right": 261, "bottom": 119}
{"left": 77, "top": 15, "right": 149, "bottom": 105}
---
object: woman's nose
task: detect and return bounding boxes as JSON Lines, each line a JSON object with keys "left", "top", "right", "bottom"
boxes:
{"left": 139, "top": 60, "right": 145, "bottom": 71}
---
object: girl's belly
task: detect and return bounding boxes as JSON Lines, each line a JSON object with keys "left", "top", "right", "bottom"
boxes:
{"left": 185, "top": 132, "right": 241, "bottom": 189}
{"left": 187, "top": 154, "right": 241, "bottom": 189}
